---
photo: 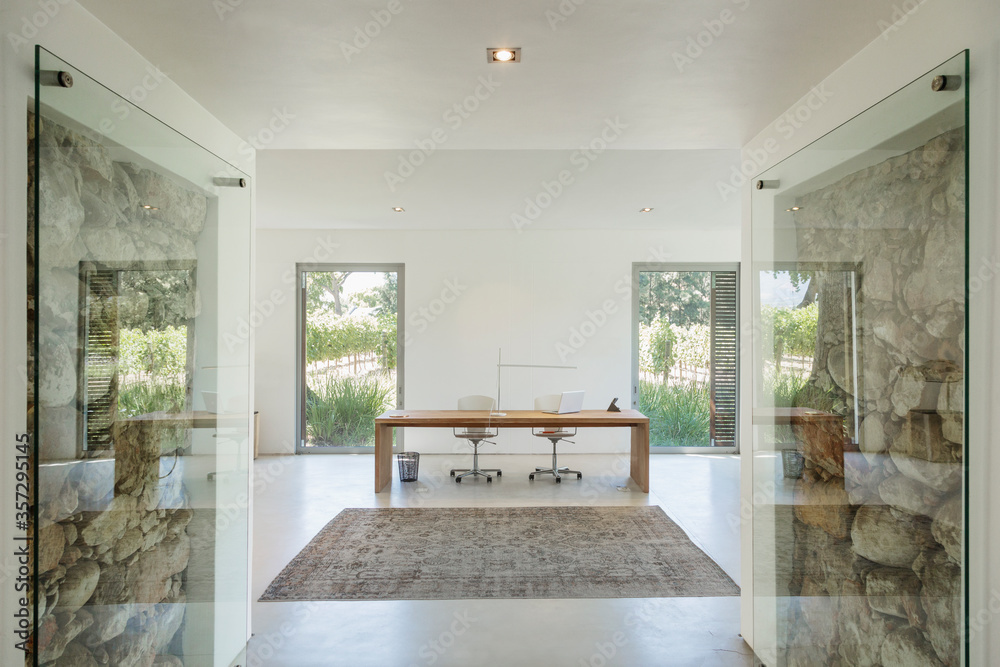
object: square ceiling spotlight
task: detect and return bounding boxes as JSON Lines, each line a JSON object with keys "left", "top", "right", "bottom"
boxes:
{"left": 487, "top": 47, "right": 521, "bottom": 63}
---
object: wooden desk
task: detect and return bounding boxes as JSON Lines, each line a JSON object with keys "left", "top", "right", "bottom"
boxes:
{"left": 373, "top": 409, "right": 650, "bottom": 493}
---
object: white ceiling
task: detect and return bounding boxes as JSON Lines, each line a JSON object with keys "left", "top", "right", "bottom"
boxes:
{"left": 256, "top": 149, "right": 740, "bottom": 230}
{"left": 77, "top": 0, "right": 900, "bottom": 229}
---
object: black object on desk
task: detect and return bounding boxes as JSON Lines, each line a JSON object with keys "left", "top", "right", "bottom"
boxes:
{"left": 607, "top": 398, "right": 621, "bottom": 412}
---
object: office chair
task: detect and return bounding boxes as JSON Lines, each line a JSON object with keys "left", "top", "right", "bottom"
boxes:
{"left": 450, "top": 394, "right": 502, "bottom": 483}
{"left": 529, "top": 394, "right": 582, "bottom": 483}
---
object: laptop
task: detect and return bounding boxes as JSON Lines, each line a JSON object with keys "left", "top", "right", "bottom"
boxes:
{"left": 542, "top": 390, "right": 585, "bottom": 414}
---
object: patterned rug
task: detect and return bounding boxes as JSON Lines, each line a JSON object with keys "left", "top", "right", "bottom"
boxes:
{"left": 259, "top": 506, "right": 739, "bottom": 601}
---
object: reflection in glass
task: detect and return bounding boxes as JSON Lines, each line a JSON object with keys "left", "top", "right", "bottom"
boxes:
{"left": 32, "top": 48, "right": 251, "bottom": 666}
{"left": 751, "top": 52, "right": 967, "bottom": 666}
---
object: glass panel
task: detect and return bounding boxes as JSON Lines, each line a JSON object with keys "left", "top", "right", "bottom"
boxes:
{"left": 302, "top": 270, "right": 399, "bottom": 449}
{"left": 31, "top": 47, "right": 251, "bottom": 666}
{"left": 751, "top": 52, "right": 967, "bottom": 666}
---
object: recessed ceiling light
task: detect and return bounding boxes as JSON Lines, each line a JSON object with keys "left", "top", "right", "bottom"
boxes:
{"left": 392, "top": 207, "right": 405, "bottom": 212}
{"left": 640, "top": 208, "right": 653, "bottom": 213}
{"left": 786, "top": 206, "right": 802, "bottom": 212}
{"left": 142, "top": 204, "right": 159, "bottom": 210}
{"left": 487, "top": 47, "right": 520, "bottom": 63}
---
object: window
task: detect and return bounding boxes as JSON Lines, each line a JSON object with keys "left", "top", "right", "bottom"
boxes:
{"left": 631, "top": 264, "right": 740, "bottom": 452}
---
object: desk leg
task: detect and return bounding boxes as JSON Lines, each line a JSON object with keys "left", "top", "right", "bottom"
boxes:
{"left": 630, "top": 423, "right": 650, "bottom": 493}
{"left": 375, "top": 423, "right": 393, "bottom": 493}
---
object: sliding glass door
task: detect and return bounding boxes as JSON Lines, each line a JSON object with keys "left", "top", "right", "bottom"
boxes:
{"left": 631, "top": 264, "right": 739, "bottom": 452}
{"left": 296, "top": 264, "right": 404, "bottom": 452}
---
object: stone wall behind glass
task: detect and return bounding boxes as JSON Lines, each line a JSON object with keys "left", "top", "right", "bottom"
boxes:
{"left": 33, "top": 112, "right": 208, "bottom": 667}
{"left": 783, "top": 128, "right": 964, "bottom": 666}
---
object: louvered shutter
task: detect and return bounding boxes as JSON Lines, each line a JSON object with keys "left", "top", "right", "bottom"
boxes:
{"left": 82, "top": 269, "right": 119, "bottom": 451}
{"left": 710, "top": 271, "right": 739, "bottom": 447}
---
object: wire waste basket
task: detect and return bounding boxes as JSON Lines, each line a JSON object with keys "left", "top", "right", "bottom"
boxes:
{"left": 397, "top": 452, "right": 420, "bottom": 482}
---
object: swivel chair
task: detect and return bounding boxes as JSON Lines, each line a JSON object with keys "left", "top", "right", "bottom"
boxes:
{"left": 529, "top": 394, "right": 582, "bottom": 483}
{"left": 450, "top": 395, "right": 502, "bottom": 483}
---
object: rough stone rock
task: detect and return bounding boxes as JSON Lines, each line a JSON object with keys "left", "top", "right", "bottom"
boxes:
{"left": 797, "top": 576, "right": 839, "bottom": 654}
{"left": 794, "top": 476, "right": 855, "bottom": 539}
{"left": 90, "top": 562, "right": 130, "bottom": 606}
{"left": 892, "top": 411, "right": 961, "bottom": 463}
{"left": 889, "top": 447, "right": 962, "bottom": 494}
{"left": 38, "top": 159, "right": 84, "bottom": 247}
{"left": 837, "top": 578, "right": 899, "bottom": 666}
{"left": 73, "top": 138, "right": 115, "bottom": 184}
{"left": 38, "top": 610, "right": 94, "bottom": 664}
{"left": 931, "top": 494, "right": 962, "bottom": 564}
{"left": 38, "top": 521, "right": 67, "bottom": 574}
{"left": 862, "top": 257, "right": 894, "bottom": 301}
{"left": 903, "top": 221, "right": 964, "bottom": 313}
{"left": 133, "top": 534, "right": 191, "bottom": 604}
{"left": 35, "top": 614, "right": 59, "bottom": 663}
{"left": 55, "top": 560, "right": 101, "bottom": 613}
{"left": 140, "top": 512, "right": 161, "bottom": 533}
{"left": 82, "top": 604, "right": 134, "bottom": 645}
{"left": 103, "top": 623, "right": 156, "bottom": 667}
{"left": 881, "top": 626, "right": 945, "bottom": 667}
{"left": 60, "top": 546, "right": 83, "bottom": 568}
{"left": 114, "top": 528, "right": 145, "bottom": 562}
{"left": 878, "top": 474, "right": 943, "bottom": 517}
{"left": 81, "top": 189, "right": 124, "bottom": 229}
{"left": 39, "top": 329, "right": 77, "bottom": 408}
{"left": 63, "top": 522, "right": 79, "bottom": 546}
{"left": 851, "top": 506, "right": 933, "bottom": 568}
{"left": 844, "top": 450, "right": 886, "bottom": 507}
{"left": 792, "top": 414, "right": 847, "bottom": 478}
{"left": 891, "top": 367, "right": 933, "bottom": 416}
{"left": 151, "top": 597, "right": 186, "bottom": 654}
{"left": 859, "top": 338, "right": 897, "bottom": 395}
{"left": 80, "top": 227, "right": 138, "bottom": 264}
{"left": 865, "top": 567, "right": 924, "bottom": 625}
{"left": 914, "top": 549, "right": 961, "bottom": 666}
{"left": 55, "top": 640, "right": 101, "bottom": 667}
{"left": 142, "top": 520, "right": 170, "bottom": 552}
{"left": 939, "top": 411, "right": 963, "bottom": 445}
{"left": 859, "top": 414, "right": 891, "bottom": 459}
{"left": 80, "top": 494, "right": 139, "bottom": 547}
{"left": 112, "top": 162, "right": 140, "bottom": 212}
{"left": 165, "top": 509, "right": 193, "bottom": 539}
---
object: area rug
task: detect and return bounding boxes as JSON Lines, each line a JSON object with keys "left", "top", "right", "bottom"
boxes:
{"left": 259, "top": 506, "right": 739, "bottom": 601}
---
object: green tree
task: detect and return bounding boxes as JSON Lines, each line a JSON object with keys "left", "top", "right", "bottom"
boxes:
{"left": 353, "top": 273, "right": 398, "bottom": 316}
{"left": 307, "top": 272, "right": 353, "bottom": 316}
{"left": 638, "top": 271, "right": 711, "bottom": 327}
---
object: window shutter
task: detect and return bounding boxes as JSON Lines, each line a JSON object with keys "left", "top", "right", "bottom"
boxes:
{"left": 710, "top": 271, "right": 739, "bottom": 447}
{"left": 82, "top": 269, "right": 119, "bottom": 451}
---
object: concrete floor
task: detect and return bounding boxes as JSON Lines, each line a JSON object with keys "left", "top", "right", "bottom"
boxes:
{"left": 247, "top": 452, "right": 753, "bottom": 666}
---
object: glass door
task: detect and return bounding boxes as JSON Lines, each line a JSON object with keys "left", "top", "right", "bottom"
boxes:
{"left": 297, "top": 265, "right": 404, "bottom": 452}
{"left": 32, "top": 47, "right": 252, "bottom": 666}
{"left": 632, "top": 264, "right": 739, "bottom": 452}
{"left": 750, "top": 52, "right": 968, "bottom": 666}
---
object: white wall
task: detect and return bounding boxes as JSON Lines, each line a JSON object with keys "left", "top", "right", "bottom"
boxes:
{"left": 0, "top": 2, "right": 254, "bottom": 664}
{"left": 254, "top": 228, "right": 739, "bottom": 455}
{"left": 736, "top": 0, "right": 1000, "bottom": 659}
